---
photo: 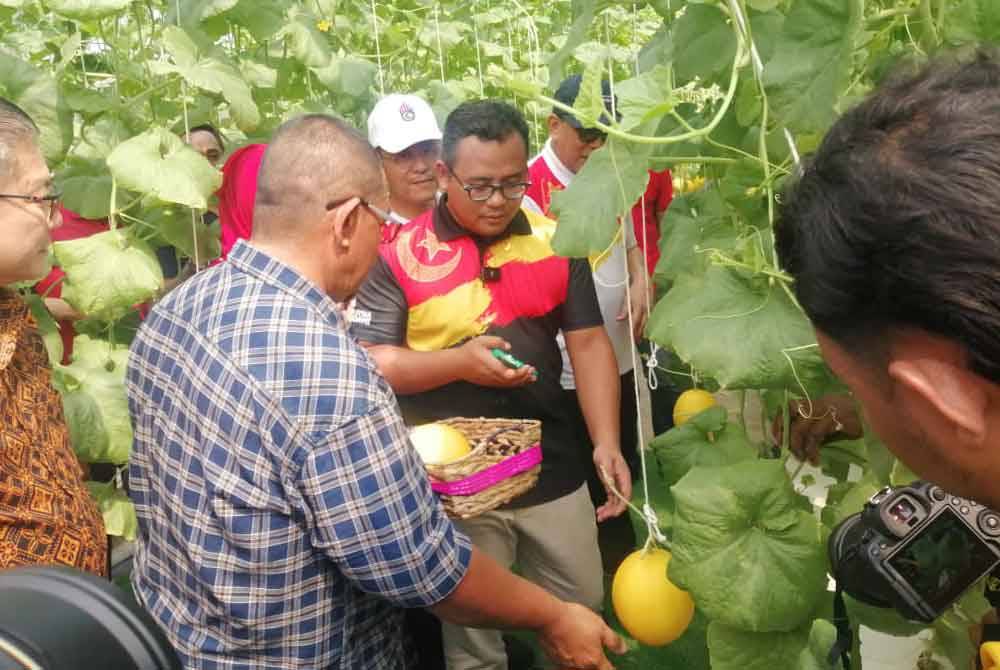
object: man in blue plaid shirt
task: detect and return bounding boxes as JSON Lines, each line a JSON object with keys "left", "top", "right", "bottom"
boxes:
{"left": 126, "top": 115, "right": 625, "bottom": 670}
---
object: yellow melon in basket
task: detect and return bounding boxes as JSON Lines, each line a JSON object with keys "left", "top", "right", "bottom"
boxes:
{"left": 409, "top": 423, "right": 472, "bottom": 465}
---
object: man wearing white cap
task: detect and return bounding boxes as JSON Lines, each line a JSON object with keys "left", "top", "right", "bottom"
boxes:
{"left": 368, "top": 93, "right": 442, "bottom": 223}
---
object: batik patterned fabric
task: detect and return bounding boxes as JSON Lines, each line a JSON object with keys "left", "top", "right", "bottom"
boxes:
{"left": 351, "top": 197, "right": 604, "bottom": 508}
{"left": 0, "top": 288, "right": 107, "bottom": 575}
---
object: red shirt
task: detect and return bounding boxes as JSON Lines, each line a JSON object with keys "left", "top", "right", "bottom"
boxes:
{"left": 631, "top": 169, "right": 673, "bottom": 276}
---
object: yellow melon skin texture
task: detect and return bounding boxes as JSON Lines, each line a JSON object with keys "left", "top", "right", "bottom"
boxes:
{"left": 672, "top": 389, "right": 717, "bottom": 427}
{"left": 409, "top": 423, "right": 472, "bottom": 465}
{"left": 612, "top": 548, "right": 695, "bottom": 647}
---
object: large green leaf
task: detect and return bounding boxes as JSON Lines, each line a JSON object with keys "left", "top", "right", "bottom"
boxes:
{"left": 71, "top": 116, "right": 133, "bottom": 162}
{"left": 615, "top": 65, "right": 677, "bottom": 132}
{"left": 707, "top": 620, "right": 811, "bottom": 670}
{"left": 54, "top": 229, "right": 163, "bottom": 321}
{"left": 222, "top": 0, "right": 284, "bottom": 41}
{"left": 654, "top": 191, "right": 740, "bottom": 285}
{"left": 146, "top": 205, "right": 221, "bottom": 262}
{"left": 941, "top": 0, "right": 1000, "bottom": 46}
{"left": 86, "top": 481, "right": 137, "bottom": 540}
{"left": 637, "top": 23, "right": 671, "bottom": 74}
{"left": 669, "top": 3, "right": 737, "bottom": 83}
{"left": 60, "top": 175, "right": 113, "bottom": 219}
{"left": 61, "top": 83, "right": 113, "bottom": 116}
{"left": 55, "top": 335, "right": 132, "bottom": 464}
{"left": 550, "top": 138, "right": 652, "bottom": 257}
{"left": 44, "top": 0, "right": 134, "bottom": 20}
{"left": 820, "top": 473, "right": 880, "bottom": 530}
{"left": 167, "top": 0, "right": 239, "bottom": 25}
{"left": 278, "top": 10, "right": 332, "bottom": 69}
{"left": 762, "top": 0, "right": 863, "bottom": 134}
{"left": 648, "top": 266, "right": 829, "bottom": 391}
{"left": 671, "top": 459, "right": 828, "bottom": 632}
{"left": 572, "top": 56, "right": 609, "bottom": 127}
{"left": 0, "top": 51, "right": 72, "bottom": 161}
{"left": 798, "top": 619, "right": 844, "bottom": 670}
{"left": 155, "top": 26, "right": 259, "bottom": 131}
{"left": 106, "top": 127, "right": 222, "bottom": 209}
{"left": 650, "top": 405, "right": 754, "bottom": 486}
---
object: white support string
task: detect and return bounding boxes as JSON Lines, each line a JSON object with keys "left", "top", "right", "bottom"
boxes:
{"left": 434, "top": 4, "right": 446, "bottom": 84}
{"left": 472, "top": 0, "right": 485, "bottom": 97}
{"left": 371, "top": 0, "right": 385, "bottom": 96}
{"left": 174, "top": 0, "right": 202, "bottom": 270}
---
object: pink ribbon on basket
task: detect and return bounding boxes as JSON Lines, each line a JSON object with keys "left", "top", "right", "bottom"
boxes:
{"left": 430, "top": 444, "right": 543, "bottom": 496}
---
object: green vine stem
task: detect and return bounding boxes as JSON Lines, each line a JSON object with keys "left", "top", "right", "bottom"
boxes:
{"left": 533, "top": 19, "right": 746, "bottom": 146}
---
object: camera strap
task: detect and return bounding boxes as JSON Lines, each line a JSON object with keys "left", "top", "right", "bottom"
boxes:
{"left": 829, "top": 585, "right": 854, "bottom": 670}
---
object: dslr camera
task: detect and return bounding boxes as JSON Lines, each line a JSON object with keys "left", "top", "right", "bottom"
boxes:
{"left": 829, "top": 480, "right": 1000, "bottom": 622}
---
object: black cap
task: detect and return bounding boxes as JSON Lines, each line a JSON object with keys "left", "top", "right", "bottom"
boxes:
{"left": 553, "top": 74, "right": 619, "bottom": 128}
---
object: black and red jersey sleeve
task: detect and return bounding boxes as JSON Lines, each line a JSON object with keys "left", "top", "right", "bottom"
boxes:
{"left": 350, "top": 255, "right": 408, "bottom": 345}
{"left": 560, "top": 257, "right": 603, "bottom": 332}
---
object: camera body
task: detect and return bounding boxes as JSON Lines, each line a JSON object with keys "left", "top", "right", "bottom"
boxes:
{"left": 829, "top": 480, "right": 1000, "bottom": 622}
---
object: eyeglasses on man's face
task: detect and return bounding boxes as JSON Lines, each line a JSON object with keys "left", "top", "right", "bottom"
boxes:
{"left": 0, "top": 191, "right": 62, "bottom": 222}
{"left": 325, "top": 196, "right": 406, "bottom": 244}
{"left": 359, "top": 199, "right": 407, "bottom": 244}
{"left": 444, "top": 165, "right": 530, "bottom": 203}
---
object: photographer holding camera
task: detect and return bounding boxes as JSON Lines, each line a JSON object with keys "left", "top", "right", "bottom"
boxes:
{"left": 776, "top": 50, "right": 1000, "bottom": 631}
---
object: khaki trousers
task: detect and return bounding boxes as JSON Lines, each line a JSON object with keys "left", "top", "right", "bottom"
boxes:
{"left": 442, "top": 484, "right": 604, "bottom": 670}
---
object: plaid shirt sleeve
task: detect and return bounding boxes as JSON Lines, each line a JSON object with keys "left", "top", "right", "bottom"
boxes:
{"left": 296, "top": 402, "right": 472, "bottom": 608}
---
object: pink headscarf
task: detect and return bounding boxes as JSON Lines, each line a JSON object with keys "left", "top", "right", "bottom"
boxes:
{"left": 217, "top": 143, "right": 267, "bottom": 260}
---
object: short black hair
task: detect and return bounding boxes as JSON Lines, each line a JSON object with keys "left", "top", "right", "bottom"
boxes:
{"left": 442, "top": 100, "right": 530, "bottom": 167}
{"left": 776, "top": 49, "right": 1000, "bottom": 382}
{"left": 188, "top": 123, "right": 225, "bottom": 149}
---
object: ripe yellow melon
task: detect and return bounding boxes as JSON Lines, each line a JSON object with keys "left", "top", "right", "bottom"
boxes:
{"left": 612, "top": 548, "right": 695, "bottom": 647}
{"left": 409, "top": 423, "right": 472, "bottom": 465}
{"left": 672, "top": 389, "right": 717, "bottom": 427}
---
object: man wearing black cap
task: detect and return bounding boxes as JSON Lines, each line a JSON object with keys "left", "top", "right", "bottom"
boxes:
{"left": 523, "top": 74, "right": 651, "bottom": 574}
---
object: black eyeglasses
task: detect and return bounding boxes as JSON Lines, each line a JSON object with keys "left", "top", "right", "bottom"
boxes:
{"left": 0, "top": 191, "right": 61, "bottom": 222}
{"left": 575, "top": 126, "right": 607, "bottom": 144}
{"left": 444, "top": 165, "right": 530, "bottom": 203}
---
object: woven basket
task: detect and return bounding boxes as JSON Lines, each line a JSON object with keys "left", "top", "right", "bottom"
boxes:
{"left": 423, "top": 417, "right": 542, "bottom": 519}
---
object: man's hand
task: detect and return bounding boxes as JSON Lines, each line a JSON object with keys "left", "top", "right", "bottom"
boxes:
{"left": 593, "top": 445, "right": 631, "bottom": 522}
{"left": 539, "top": 602, "right": 627, "bottom": 670}
{"left": 772, "top": 393, "right": 864, "bottom": 465}
{"left": 618, "top": 280, "right": 652, "bottom": 343}
{"left": 458, "top": 336, "right": 537, "bottom": 388}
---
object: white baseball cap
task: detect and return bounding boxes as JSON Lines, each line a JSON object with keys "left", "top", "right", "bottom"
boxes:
{"left": 367, "top": 94, "right": 443, "bottom": 154}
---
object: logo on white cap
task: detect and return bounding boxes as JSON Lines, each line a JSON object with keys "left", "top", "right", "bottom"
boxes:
{"left": 368, "top": 93, "right": 443, "bottom": 154}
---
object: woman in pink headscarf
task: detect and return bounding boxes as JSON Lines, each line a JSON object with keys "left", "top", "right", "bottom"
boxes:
{"left": 216, "top": 143, "right": 266, "bottom": 260}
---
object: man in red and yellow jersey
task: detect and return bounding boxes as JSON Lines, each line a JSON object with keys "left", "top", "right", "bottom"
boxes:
{"left": 351, "top": 100, "right": 631, "bottom": 670}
